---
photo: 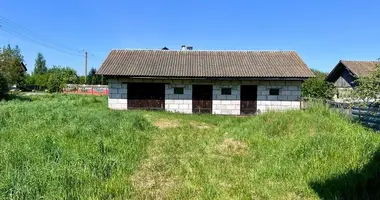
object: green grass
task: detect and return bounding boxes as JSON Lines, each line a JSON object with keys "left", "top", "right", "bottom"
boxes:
{"left": 1, "top": 94, "right": 380, "bottom": 199}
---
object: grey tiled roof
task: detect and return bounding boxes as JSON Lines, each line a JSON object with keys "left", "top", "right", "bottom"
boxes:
{"left": 97, "top": 50, "right": 314, "bottom": 78}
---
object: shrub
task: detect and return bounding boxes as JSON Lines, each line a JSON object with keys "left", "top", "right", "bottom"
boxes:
{"left": 302, "top": 77, "right": 336, "bottom": 99}
{"left": 0, "top": 73, "right": 8, "bottom": 99}
{"left": 47, "top": 73, "right": 62, "bottom": 92}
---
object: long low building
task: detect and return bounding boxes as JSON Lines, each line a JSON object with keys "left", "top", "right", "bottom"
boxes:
{"left": 97, "top": 48, "right": 314, "bottom": 115}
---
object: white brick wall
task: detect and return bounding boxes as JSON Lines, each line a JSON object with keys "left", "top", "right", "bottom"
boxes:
{"left": 256, "top": 81, "right": 301, "bottom": 113}
{"left": 212, "top": 85, "right": 240, "bottom": 115}
{"left": 108, "top": 80, "right": 128, "bottom": 110}
{"left": 106, "top": 78, "right": 303, "bottom": 114}
{"left": 165, "top": 84, "right": 192, "bottom": 114}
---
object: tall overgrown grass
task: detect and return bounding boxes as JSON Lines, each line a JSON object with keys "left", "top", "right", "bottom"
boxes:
{"left": 0, "top": 94, "right": 154, "bottom": 199}
{"left": 0, "top": 94, "right": 379, "bottom": 199}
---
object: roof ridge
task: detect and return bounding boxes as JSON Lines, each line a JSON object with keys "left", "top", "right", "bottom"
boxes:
{"left": 341, "top": 60, "right": 380, "bottom": 63}
{"left": 111, "top": 49, "right": 296, "bottom": 52}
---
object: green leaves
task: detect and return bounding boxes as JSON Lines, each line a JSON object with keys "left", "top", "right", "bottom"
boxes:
{"left": 0, "top": 45, "right": 26, "bottom": 87}
{"left": 33, "top": 53, "right": 47, "bottom": 75}
{"left": 0, "top": 73, "right": 8, "bottom": 99}
{"left": 302, "top": 77, "right": 337, "bottom": 100}
{"left": 354, "top": 64, "right": 380, "bottom": 104}
{"left": 87, "top": 67, "right": 102, "bottom": 85}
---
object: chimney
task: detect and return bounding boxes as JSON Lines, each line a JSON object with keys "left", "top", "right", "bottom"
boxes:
{"left": 181, "top": 45, "right": 186, "bottom": 51}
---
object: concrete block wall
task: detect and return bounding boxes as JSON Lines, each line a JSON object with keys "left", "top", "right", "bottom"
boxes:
{"left": 106, "top": 78, "right": 303, "bottom": 114}
{"left": 256, "top": 81, "right": 302, "bottom": 113}
{"left": 108, "top": 79, "right": 128, "bottom": 110}
{"left": 212, "top": 84, "right": 240, "bottom": 115}
{"left": 165, "top": 84, "right": 192, "bottom": 114}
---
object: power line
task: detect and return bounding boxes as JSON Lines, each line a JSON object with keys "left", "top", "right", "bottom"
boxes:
{"left": 0, "top": 16, "right": 83, "bottom": 57}
{"left": 0, "top": 15, "right": 102, "bottom": 77}
{"left": 0, "top": 16, "right": 82, "bottom": 54}
{"left": 0, "top": 26, "right": 83, "bottom": 57}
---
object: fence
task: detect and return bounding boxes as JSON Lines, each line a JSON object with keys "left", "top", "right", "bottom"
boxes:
{"left": 63, "top": 84, "right": 109, "bottom": 96}
{"left": 323, "top": 100, "right": 380, "bottom": 131}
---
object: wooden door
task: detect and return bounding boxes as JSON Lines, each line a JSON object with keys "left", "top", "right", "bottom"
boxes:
{"left": 127, "top": 83, "right": 165, "bottom": 110}
{"left": 192, "top": 85, "right": 213, "bottom": 114}
{"left": 240, "top": 85, "right": 257, "bottom": 115}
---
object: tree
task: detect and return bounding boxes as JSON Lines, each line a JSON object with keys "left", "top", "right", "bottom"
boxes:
{"left": 311, "top": 69, "right": 328, "bottom": 79}
{"left": 46, "top": 66, "right": 78, "bottom": 92}
{"left": 78, "top": 76, "right": 86, "bottom": 84}
{"left": 0, "top": 45, "right": 26, "bottom": 87}
{"left": 87, "top": 67, "right": 101, "bottom": 85}
{"left": 35, "top": 74, "right": 50, "bottom": 90}
{"left": 302, "top": 69, "right": 336, "bottom": 99}
{"left": 353, "top": 64, "right": 380, "bottom": 104}
{"left": 47, "top": 72, "right": 61, "bottom": 93}
{"left": 0, "top": 73, "right": 8, "bottom": 99}
{"left": 33, "top": 52, "right": 47, "bottom": 75}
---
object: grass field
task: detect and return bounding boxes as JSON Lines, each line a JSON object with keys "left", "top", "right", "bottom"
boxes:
{"left": 1, "top": 94, "right": 380, "bottom": 199}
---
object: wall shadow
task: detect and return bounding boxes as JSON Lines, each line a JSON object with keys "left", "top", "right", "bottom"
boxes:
{"left": 309, "top": 150, "right": 380, "bottom": 199}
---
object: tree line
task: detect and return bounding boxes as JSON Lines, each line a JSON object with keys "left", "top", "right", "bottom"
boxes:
{"left": 0, "top": 45, "right": 105, "bottom": 98}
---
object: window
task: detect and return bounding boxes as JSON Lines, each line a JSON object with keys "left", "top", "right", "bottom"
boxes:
{"left": 221, "top": 88, "right": 232, "bottom": 95}
{"left": 269, "top": 88, "right": 280, "bottom": 95}
{"left": 174, "top": 87, "right": 184, "bottom": 94}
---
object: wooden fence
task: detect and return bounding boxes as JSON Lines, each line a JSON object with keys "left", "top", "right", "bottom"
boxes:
{"left": 326, "top": 101, "right": 380, "bottom": 131}
{"left": 63, "top": 84, "right": 108, "bottom": 96}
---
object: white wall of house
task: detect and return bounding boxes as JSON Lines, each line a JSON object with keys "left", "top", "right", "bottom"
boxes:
{"left": 165, "top": 83, "right": 192, "bottom": 114}
{"left": 108, "top": 79, "right": 128, "bottom": 110}
{"left": 256, "top": 81, "right": 302, "bottom": 113}
{"left": 212, "top": 84, "right": 240, "bottom": 115}
{"left": 107, "top": 78, "right": 303, "bottom": 115}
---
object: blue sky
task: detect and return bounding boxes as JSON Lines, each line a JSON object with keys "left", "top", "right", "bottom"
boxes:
{"left": 1, "top": 0, "right": 379, "bottom": 75}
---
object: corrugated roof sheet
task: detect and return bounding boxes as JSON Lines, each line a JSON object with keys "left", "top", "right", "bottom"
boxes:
{"left": 97, "top": 50, "right": 314, "bottom": 78}
{"left": 341, "top": 60, "right": 380, "bottom": 76}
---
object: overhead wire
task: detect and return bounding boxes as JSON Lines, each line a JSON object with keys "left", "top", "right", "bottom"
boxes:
{"left": 0, "top": 16, "right": 83, "bottom": 57}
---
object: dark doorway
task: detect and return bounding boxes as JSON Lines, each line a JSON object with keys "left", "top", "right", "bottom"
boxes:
{"left": 240, "top": 85, "right": 257, "bottom": 115}
{"left": 127, "top": 83, "right": 165, "bottom": 110}
{"left": 192, "top": 85, "right": 213, "bottom": 114}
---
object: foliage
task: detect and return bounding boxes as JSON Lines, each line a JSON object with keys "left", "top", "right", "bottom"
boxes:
{"left": 311, "top": 68, "right": 328, "bottom": 79}
{"left": 46, "top": 66, "right": 78, "bottom": 92}
{"left": 47, "top": 72, "right": 61, "bottom": 92}
{"left": 25, "top": 73, "right": 50, "bottom": 90}
{"left": 1, "top": 94, "right": 380, "bottom": 199}
{"left": 353, "top": 64, "right": 380, "bottom": 104}
{"left": 33, "top": 52, "right": 47, "bottom": 75}
{"left": 0, "top": 73, "right": 8, "bottom": 98}
{"left": 87, "top": 67, "right": 102, "bottom": 85}
{"left": 302, "top": 73, "right": 336, "bottom": 99}
{"left": 0, "top": 45, "right": 26, "bottom": 87}
{"left": 78, "top": 76, "right": 86, "bottom": 84}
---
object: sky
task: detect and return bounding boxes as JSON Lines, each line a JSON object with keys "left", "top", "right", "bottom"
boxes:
{"left": 0, "top": 0, "right": 379, "bottom": 75}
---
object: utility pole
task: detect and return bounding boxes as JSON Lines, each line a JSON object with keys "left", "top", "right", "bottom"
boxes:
{"left": 84, "top": 51, "right": 88, "bottom": 84}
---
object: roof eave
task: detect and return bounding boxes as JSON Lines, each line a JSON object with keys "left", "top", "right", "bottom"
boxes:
{"left": 100, "top": 74, "right": 311, "bottom": 81}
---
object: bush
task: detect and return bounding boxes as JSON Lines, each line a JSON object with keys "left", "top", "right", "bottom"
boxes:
{"left": 47, "top": 73, "right": 62, "bottom": 93}
{"left": 0, "top": 73, "right": 8, "bottom": 99}
{"left": 302, "top": 77, "right": 336, "bottom": 99}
